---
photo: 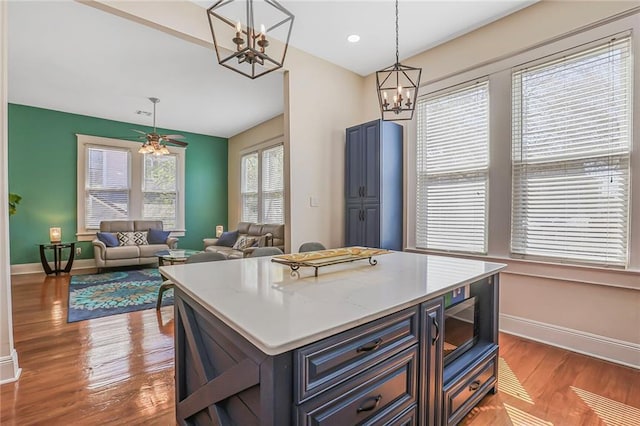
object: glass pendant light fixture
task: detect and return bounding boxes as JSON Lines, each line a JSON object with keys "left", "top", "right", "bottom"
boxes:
{"left": 207, "top": 0, "right": 294, "bottom": 79}
{"left": 376, "top": 0, "right": 422, "bottom": 121}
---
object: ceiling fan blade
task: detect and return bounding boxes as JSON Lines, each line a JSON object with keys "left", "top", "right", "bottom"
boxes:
{"left": 162, "top": 134, "right": 185, "bottom": 140}
{"left": 164, "top": 139, "right": 188, "bottom": 147}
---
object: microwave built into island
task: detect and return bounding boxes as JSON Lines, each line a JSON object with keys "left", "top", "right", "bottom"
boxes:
{"left": 160, "top": 251, "right": 506, "bottom": 426}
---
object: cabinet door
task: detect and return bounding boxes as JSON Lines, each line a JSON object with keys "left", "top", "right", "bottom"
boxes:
{"left": 345, "top": 204, "right": 363, "bottom": 247}
{"left": 421, "top": 297, "right": 444, "bottom": 426}
{"left": 345, "top": 126, "right": 363, "bottom": 203}
{"left": 362, "top": 204, "right": 380, "bottom": 248}
{"left": 362, "top": 120, "right": 381, "bottom": 204}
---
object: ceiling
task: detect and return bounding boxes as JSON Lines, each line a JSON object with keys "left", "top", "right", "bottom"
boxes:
{"left": 8, "top": 1, "right": 535, "bottom": 138}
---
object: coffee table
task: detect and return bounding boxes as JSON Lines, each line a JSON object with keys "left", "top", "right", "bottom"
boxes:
{"left": 155, "top": 249, "right": 201, "bottom": 310}
{"left": 155, "top": 249, "right": 202, "bottom": 266}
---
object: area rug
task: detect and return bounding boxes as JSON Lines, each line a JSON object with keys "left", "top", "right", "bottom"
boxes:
{"left": 67, "top": 268, "right": 172, "bottom": 322}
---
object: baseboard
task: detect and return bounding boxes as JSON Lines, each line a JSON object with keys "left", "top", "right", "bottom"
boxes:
{"left": 0, "top": 349, "right": 21, "bottom": 384}
{"left": 500, "top": 314, "right": 640, "bottom": 369}
{"left": 10, "top": 259, "right": 96, "bottom": 276}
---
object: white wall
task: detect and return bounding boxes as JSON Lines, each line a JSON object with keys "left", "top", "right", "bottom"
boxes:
{"left": 0, "top": 0, "right": 21, "bottom": 384}
{"left": 284, "top": 46, "right": 366, "bottom": 251}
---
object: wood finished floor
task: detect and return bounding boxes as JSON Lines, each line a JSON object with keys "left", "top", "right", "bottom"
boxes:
{"left": 1, "top": 272, "right": 638, "bottom": 425}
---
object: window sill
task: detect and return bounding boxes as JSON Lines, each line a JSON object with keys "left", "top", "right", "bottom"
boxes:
{"left": 404, "top": 247, "right": 640, "bottom": 291}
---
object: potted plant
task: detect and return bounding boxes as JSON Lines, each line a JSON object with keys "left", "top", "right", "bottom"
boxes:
{"left": 9, "top": 193, "right": 21, "bottom": 216}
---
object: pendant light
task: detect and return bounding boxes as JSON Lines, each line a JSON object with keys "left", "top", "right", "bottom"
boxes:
{"left": 207, "top": 0, "right": 294, "bottom": 79}
{"left": 376, "top": 0, "right": 422, "bottom": 121}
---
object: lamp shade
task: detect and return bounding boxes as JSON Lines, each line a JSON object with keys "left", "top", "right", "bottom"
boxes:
{"left": 207, "top": 0, "right": 294, "bottom": 79}
{"left": 50, "top": 227, "right": 61, "bottom": 244}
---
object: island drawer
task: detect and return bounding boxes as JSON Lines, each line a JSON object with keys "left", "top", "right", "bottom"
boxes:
{"left": 295, "top": 306, "right": 419, "bottom": 403}
{"left": 443, "top": 349, "right": 498, "bottom": 425}
{"left": 296, "top": 346, "right": 418, "bottom": 426}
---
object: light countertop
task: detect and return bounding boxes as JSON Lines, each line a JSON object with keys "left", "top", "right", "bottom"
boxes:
{"left": 160, "top": 251, "right": 506, "bottom": 355}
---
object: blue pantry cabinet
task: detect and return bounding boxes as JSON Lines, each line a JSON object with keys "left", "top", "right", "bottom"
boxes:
{"left": 345, "top": 119, "right": 403, "bottom": 250}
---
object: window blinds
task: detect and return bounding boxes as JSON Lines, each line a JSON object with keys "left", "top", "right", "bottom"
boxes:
{"left": 261, "top": 145, "right": 284, "bottom": 224}
{"left": 143, "top": 155, "right": 177, "bottom": 229}
{"left": 416, "top": 81, "right": 489, "bottom": 253}
{"left": 511, "top": 37, "right": 632, "bottom": 266}
{"left": 85, "top": 146, "right": 130, "bottom": 229}
{"left": 241, "top": 152, "right": 259, "bottom": 223}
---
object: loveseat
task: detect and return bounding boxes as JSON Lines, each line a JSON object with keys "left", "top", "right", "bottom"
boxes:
{"left": 203, "top": 222, "right": 285, "bottom": 259}
{"left": 92, "top": 220, "right": 178, "bottom": 271}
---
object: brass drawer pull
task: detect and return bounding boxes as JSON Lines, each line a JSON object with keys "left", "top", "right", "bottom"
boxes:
{"left": 357, "top": 338, "right": 383, "bottom": 353}
{"left": 357, "top": 395, "right": 382, "bottom": 413}
{"left": 469, "top": 380, "right": 481, "bottom": 391}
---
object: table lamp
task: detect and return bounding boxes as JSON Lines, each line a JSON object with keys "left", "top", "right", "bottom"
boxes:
{"left": 216, "top": 225, "right": 224, "bottom": 237}
{"left": 49, "top": 227, "right": 62, "bottom": 244}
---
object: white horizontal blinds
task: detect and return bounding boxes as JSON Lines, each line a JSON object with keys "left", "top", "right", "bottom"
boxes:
{"left": 143, "top": 154, "right": 177, "bottom": 229}
{"left": 261, "top": 144, "right": 284, "bottom": 224}
{"left": 511, "top": 37, "right": 632, "bottom": 266}
{"left": 85, "top": 146, "right": 130, "bottom": 229}
{"left": 241, "top": 152, "right": 259, "bottom": 223}
{"left": 416, "top": 81, "right": 489, "bottom": 253}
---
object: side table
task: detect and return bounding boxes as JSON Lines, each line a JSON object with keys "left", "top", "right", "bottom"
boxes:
{"left": 39, "top": 242, "right": 76, "bottom": 275}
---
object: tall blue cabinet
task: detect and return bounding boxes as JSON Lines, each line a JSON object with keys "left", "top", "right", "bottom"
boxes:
{"left": 345, "top": 119, "right": 403, "bottom": 250}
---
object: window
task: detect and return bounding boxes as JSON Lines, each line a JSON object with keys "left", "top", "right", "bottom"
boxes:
{"left": 77, "top": 135, "right": 185, "bottom": 239}
{"left": 143, "top": 155, "right": 178, "bottom": 229}
{"left": 511, "top": 37, "right": 632, "bottom": 266}
{"left": 241, "top": 143, "right": 284, "bottom": 224}
{"left": 85, "top": 146, "right": 130, "bottom": 229}
{"left": 416, "top": 81, "right": 490, "bottom": 253}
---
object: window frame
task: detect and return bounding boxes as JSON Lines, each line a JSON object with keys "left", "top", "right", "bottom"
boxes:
{"left": 76, "top": 134, "right": 186, "bottom": 240}
{"left": 239, "top": 140, "right": 284, "bottom": 224}
{"left": 406, "top": 14, "right": 640, "bottom": 280}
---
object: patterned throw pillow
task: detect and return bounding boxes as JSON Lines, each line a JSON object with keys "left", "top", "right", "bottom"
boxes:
{"left": 117, "top": 231, "right": 148, "bottom": 246}
{"left": 232, "top": 235, "right": 258, "bottom": 251}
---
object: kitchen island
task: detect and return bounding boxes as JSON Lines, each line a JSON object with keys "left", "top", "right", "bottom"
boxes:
{"left": 160, "top": 250, "right": 506, "bottom": 426}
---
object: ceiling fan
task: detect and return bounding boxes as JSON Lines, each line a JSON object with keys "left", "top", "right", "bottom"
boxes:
{"left": 132, "top": 97, "right": 188, "bottom": 155}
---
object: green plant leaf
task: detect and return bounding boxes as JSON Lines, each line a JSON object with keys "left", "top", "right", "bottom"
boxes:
{"left": 9, "top": 193, "right": 21, "bottom": 216}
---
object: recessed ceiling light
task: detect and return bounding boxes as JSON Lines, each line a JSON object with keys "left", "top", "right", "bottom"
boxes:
{"left": 347, "top": 34, "right": 360, "bottom": 43}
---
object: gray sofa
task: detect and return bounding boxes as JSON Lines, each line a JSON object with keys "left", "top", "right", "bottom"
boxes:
{"left": 92, "top": 220, "right": 178, "bottom": 271}
{"left": 203, "top": 222, "right": 285, "bottom": 259}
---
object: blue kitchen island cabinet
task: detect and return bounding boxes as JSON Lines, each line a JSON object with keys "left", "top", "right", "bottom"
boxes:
{"left": 161, "top": 251, "right": 505, "bottom": 425}
{"left": 345, "top": 119, "right": 403, "bottom": 251}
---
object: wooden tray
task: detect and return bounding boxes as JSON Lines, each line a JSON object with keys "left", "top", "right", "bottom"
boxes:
{"left": 271, "top": 247, "right": 390, "bottom": 277}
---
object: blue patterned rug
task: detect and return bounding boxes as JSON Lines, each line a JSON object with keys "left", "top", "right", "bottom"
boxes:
{"left": 67, "top": 268, "right": 172, "bottom": 322}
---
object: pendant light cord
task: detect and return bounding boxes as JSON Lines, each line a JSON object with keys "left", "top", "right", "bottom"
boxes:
{"left": 395, "top": 0, "right": 399, "bottom": 65}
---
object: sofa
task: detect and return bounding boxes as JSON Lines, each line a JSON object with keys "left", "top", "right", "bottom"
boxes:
{"left": 203, "top": 222, "right": 285, "bottom": 259}
{"left": 92, "top": 220, "right": 178, "bottom": 271}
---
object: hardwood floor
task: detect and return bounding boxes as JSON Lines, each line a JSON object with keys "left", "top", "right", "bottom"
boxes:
{"left": 1, "top": 272, "right": 638, "bottom": 425}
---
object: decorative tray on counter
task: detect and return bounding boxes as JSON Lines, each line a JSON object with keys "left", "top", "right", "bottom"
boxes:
{"left": 271, "top": 247, "right": 390, "bottom": 277}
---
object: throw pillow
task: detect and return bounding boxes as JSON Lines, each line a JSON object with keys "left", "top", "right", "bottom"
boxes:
{"left": 216, "top": 230, "right": 239, "bottom": 247}
{"left": 117, "top": 231, "right": 148, "bottom": 246}
{"left": 148, "top": 228, "right": 171, "bottom": 244}
{"left": 232, "top": 235, "right": 258, "bottom": 251}
{"left": 96, "top": 232, "right": 119, "bottom": 247}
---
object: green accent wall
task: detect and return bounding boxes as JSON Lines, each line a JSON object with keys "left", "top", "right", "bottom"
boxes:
{"left": 8, "top": 103, "right": 228, "bottom": 265}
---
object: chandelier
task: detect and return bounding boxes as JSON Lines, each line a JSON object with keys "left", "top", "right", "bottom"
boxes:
{"left": 376, "top": 0, "right": 422, "bottom": 121}
{"left": 207, "top": 0, "right": 294, "bottom": 79}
